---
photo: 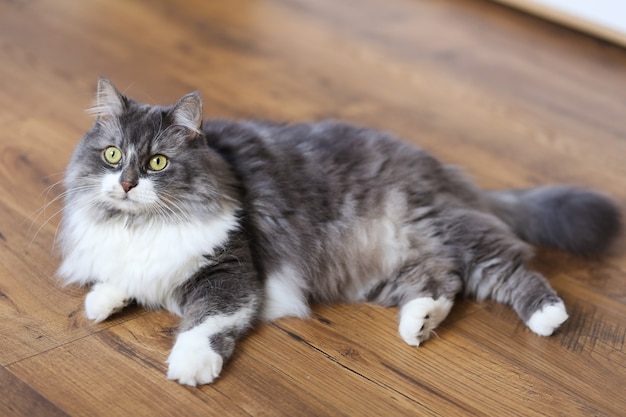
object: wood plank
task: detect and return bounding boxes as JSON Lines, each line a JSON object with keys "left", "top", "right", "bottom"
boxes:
{"left": 274, "top": 301, "right": 625, "bottom": 416}
{"left": 452, "top": 303, "right": 626, "bottom": 416}
{"left": 7, "top": 313, "right": 251, "bottom": 417}
{"left": 0, "top": 367, "right": 69, "bottom": 417}
{"left": 8, "top": 312, "right": 426, "bottom": 416}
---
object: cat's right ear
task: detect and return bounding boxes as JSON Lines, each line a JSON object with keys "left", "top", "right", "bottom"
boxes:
{"left": 172, "top": 92, "right": 203, "bottom": 137}
{"left": 87, "top": 77, "right": 126, "bottom": 121}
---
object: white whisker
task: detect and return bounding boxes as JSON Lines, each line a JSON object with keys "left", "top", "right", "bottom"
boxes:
{"left": 27, "top": 180, "right": 103, "bottom": 248}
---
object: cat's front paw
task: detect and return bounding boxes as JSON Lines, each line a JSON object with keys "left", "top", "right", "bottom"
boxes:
{"left": 399, "top": 296, "right": 453, "bottom": 346}
{"left": 167, "top": 331, "right": 224, "bottom": 386}
{"left": 85, "top": 284, "right": 129, "bottom": 323}
{"left": 526, "top": 301, "right": 568, "bottom": 336}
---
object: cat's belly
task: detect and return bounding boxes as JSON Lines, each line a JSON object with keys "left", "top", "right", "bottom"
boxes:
{"left": 262, "top": 214, "right": 412, "bottom": 319}
{"left": 333, "top": 215, "right": 410, "bottom": 303}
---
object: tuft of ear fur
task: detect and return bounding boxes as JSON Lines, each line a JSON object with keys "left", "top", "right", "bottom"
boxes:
{"left": 87, "top": 77, "right": 126, "bottom": 120}
{"left": 172, "top": 92, "right": 203, "bottom": 135}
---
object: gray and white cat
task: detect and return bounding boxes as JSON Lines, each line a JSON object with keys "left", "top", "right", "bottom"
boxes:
{"left": 58, "top": 78, "right": 621, "bottom": 386}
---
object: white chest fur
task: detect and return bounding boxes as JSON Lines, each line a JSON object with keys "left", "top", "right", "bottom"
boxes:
{"left": 58, "top": 207, "right": 239, "bottom": 311}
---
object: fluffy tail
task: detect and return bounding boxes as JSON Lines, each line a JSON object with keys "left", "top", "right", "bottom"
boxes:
{"left": 485, "top": 186, "right": 621, "bottom": 256}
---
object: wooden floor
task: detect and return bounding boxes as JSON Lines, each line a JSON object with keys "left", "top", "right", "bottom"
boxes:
{"left": 1, "top": 0, "right": 625, "bottom": 415}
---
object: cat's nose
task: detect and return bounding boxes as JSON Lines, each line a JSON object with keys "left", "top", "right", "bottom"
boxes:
{"left": 120, "top": 181, "right": 136, "bottom": 193}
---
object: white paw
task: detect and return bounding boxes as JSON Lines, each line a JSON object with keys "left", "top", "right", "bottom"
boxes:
{"left": 167, "top": 330, "right": 223, "bottom": 386}
{"left": 85, "top": 284, "right": 129, "bottom": 323}
{"left": 526, "top": 301, "right": 568, "bottom": 336}
{"left": 399, "top": 297, "right": 453, "bottom": 346}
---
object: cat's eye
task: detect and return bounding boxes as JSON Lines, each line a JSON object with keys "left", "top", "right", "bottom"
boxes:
{"left": 148, "top": 154, "right": 168, "bottom": 171}
{"left": 103, "top": 146, "right": 122, "bottom": 164}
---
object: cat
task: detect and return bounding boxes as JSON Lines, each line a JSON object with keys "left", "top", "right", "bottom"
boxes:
{"left": 58, "top": 78, "right": 621, "bottom": 386}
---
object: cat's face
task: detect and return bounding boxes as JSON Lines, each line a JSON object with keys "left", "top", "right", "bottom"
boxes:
{"left": 65, "top": 79, "right": 233, "bottom": 223}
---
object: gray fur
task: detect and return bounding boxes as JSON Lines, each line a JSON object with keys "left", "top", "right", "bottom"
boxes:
{"left": 205, "top": 119, "right": 619, "bottom": 326}
{"left": 486, "top": 187, "right": 621, "bottom": 256}
{"left": 61, "top": 79, "right": 621, "bottom": 384}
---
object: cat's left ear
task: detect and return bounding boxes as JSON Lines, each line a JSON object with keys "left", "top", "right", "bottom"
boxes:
{"left": 88, "top": 77, "right": 127, "bottom": 121}
{"left": 172, "top": 92, "right": 203, "bottom": 136}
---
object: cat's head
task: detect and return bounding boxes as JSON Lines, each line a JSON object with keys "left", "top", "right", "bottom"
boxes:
{"left": 64, "top": 78, "right": 236, "bottom": 224}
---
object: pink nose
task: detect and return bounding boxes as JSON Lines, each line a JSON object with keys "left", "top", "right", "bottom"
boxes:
{"left": 121, "top": 182, "right": 136, "bottom": 193}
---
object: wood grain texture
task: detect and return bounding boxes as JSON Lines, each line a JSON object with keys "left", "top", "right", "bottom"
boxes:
{"left": 0, "top": 367, "right": 69, "bottom": 417}
{"left": 1, "top": 0, "right": 625, "bottom": 415}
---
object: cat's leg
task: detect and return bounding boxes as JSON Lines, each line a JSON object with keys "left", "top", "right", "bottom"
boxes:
{"left": 84, "top": 282, "right": 131, "bottom": 323}
{"left": 166, "top": 305, "right": 257, "bottom": 386}
{"left": 367, "top": 258, "right": 462, "bottom": 346}
{"left": 469, "top": 260, "right": 568, "bottom": 336}
{"left": 397, "top": 259, "right": 463, "bottom": 346}
{"left": 458, "top": 211, "right": 568, "bottom": 336}
{"left": 166, "top": 254, "right": 262, "bottom": 386}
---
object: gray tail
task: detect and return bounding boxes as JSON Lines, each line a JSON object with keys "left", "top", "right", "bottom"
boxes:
{"left": 486, "top": 186, "right": 621, "bottom": 256}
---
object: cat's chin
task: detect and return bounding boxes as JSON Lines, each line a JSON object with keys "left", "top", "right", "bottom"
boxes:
{"left": 110, "top": 196, "right": 139, "bottom": 208}
{"left": 103, "top": 197, "right": 150, "bottom": 217}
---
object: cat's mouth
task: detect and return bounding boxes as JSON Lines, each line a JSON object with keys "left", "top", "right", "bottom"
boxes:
{"left": 105, "top": 191, "right": 147, "bottom": 214}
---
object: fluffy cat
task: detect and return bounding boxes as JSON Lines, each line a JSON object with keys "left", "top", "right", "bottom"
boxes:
{"left": 58, "top": 78, "right": 621, "bottom": 386}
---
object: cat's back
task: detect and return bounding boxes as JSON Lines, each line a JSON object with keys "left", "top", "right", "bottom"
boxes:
{"left": 203, "top": 119, "right": 476, "bottom": 215}
{"left": 203, "top": 119, "right": 438, "bottom": 187}
{"left": 203, "top": 119, "right": 376, "bottom": 161}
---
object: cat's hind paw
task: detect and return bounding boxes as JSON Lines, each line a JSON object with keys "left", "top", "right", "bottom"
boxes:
{"left": 85, "top": 284, "right": 129, "bottom": 323}
{"left": 526, "top": 301, "right": 568, "bottom": 336}
{"left": 167, "top": 330, "right": 224, "bottom": 386}
{"left": 399, "top": 296, "right": 453, "bottom": 346}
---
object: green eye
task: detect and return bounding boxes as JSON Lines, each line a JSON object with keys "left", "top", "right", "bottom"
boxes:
{"left": 148, "top": 154, "right": 168, "bottom": 171}
{"left": 104, "top": 146, "right": 122, "bottom": 164}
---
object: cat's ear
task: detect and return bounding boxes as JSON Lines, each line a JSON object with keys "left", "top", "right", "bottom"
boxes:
{"left": 172, "top": 92, "right": 203, "bottom": 136}
{"left": 88, "top": 77, "right": 126, "bottom": 121}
